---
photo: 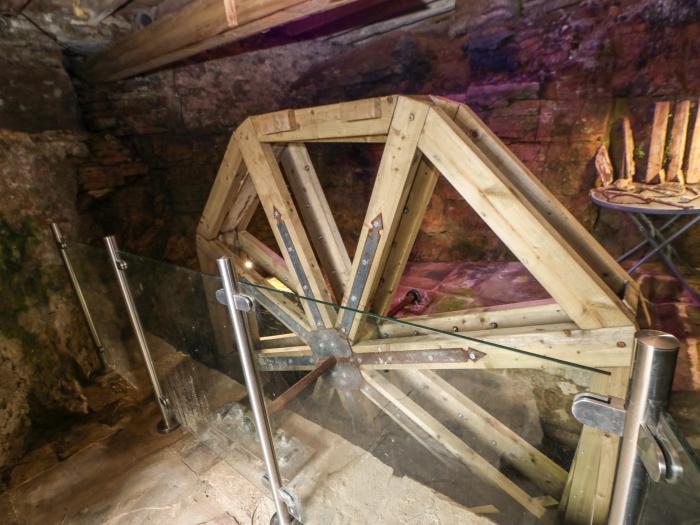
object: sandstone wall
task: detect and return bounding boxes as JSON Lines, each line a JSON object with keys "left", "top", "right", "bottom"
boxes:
{"left": 72, "top": 0, "right": 700, "bottom": 267}
{"left": 0, "top": 19, "right": 101, "bottom": 480}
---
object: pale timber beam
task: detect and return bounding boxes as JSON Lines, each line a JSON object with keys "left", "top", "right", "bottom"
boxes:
{"left": 220, "top": 175, "right": 259, "bottom": 234}
{"left": 258, "top": 324, "right": 635, "bottom": 371}
{"left": 393, "top": 369, "right": 568, "bottom": 498}
{"left": 362, "top": 370, "right": 548, "bottom": 518}
{"left": 236, "top": 119, "right": 336, "bottom": 328}
{"left": 354, "top": 324, "right": 635, "bottom": 371}
{"left": 430, "top": 96, "right": 634, "bottom": 304}
{"left": 371, "top": 158, "right": 439, "bottom": 316}
{"left": 335, "top": 96, "right": 429, "bottom": 342}
{"left": 198, "top": 135, "right": 247, "bottom": 240}
{"left": 417, "top": 106, "right": 634, "bottom": 330}
{"left": 83, "top": 0, "right": 376, "bottom": 81}
{"left": 252, "top": 96, "right": 397, "bottom": 142}
{"left": 281, "top": 143, "right": 351, "bottom": 300}
{"left": 377, "top": 299, "right": 569, "bottom": 338}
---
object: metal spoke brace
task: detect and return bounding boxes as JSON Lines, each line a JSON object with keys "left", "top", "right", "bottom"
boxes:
{"left": 217, "top": 256, "right": 301, "bottom": 525}
{"left": 572, "top": 330, "right": 683, "bottom": 524}
{"left": 104, "top": 235, "right": 179, "bottom": 434}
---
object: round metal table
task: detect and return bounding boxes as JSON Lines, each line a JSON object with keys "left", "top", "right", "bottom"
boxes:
{"left": 591, "top": 187, "right": 700, "bottom": 304}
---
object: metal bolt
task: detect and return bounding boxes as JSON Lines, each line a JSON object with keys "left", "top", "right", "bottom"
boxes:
{"left": 489, "top": 322, "right": 498, "bottom": 329}
{"left": 468, "top": 351, "right": 477, "bottom": 361}
{"left": 452, "top": 326, "right": 459, "bottom": 333}
{"left": 408, "top": 113, "right": 415, "bottom": 121}
{"left": 403, "top": 207, "right": 409, "bottom": 214}
{"left": 117, "top": 259, "right": 128, "bottom": 270}
{"left": 428, "top": 355, "right": 434, "bottom": 361}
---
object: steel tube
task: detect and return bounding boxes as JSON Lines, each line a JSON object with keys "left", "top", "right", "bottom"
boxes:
{"left": 628, "top": 213, "right": 700, "bottom": 272}
{"left": 104, "top": 235, "right": 178, "bottom": 434}
{"left": 51, "top": 222, "right": 108, "bottom": 371}
{"left": 608, "top": 330, "right": 679, "bottom": 525}
{"left": 217, "top": 257, "right": 293, "bottom": 525}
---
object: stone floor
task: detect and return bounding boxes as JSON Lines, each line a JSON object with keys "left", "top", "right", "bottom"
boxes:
{"left": 2, "top": 260, "right": 699, "bottom": 524}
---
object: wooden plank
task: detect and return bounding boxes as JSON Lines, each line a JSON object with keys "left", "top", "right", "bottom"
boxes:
{"left": 91, "top": 0, "right": 376, "bottom": 81}
{"left": 82, "top": 0, "right": 306, "bottom": 81}
{"left": 371, "top": 158, "right": 439, "bottom": 316}
{"left": 645, "top": 101, "right": 671, "bottom": 183}
{"left": 253, "top": 109, "right": 298, "bottom": 135}
{"left": 362, "top": 370, "right": 548, "bottom": 518}
{"left": 394, "top": 369, "right": 568, "bottom": 498}
{"left": 335, "top": 96, "right": 429, "bottom": 342}
{"left": 686, "top": 100, "right": 700, "bottom": 184}
{"left": 611, "top": 117, "right": 636, "bottom": 180}
{"left": 198, "top": 135, "right": 247, "bottom": 240}
{"left": 353, "top": 324, "right": 635, "bottom": 371}
{"left": 236, "top": 119, "right": 336, "bottom": 328}
{"left": 268, "top": 357, "right": 335, "bottom": 414}
{"left": 562, "top": 367, "right": 629, "bottom": 524}
{"left": 253, "top": 96, "right": 397, "bottom": 142}
{"left": 237, "top": 230, "right": 292, "bottom": 286}
{"left": 281, "top": 143, "right": 351, "bottom": 301}
{"left": 339, "top": 97, "right": 382, "bottom": 121}
{"left": 305, "top": 135, "right": 387, "bottom": 144}
{"left": 377, "top": 299, "right": 569, "bottom": 338}
{"left": 666, "top": 99, "right": 691, "bottom": 183}
{"left": 219, "top": 175, "right": 259, "bottom": 233}
{"left": 446, "top": 100, "right": 632, "bottom": 303}
{"left": 259, "top": 324, "right": 636, "bottom": 372}
{"left": 418, "top": 106, "right": 633, "bottom": 330}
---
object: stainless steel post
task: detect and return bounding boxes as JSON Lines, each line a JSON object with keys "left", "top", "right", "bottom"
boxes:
{"left": 51, "top": 222, "right": 108, "bottom": 372}
{"left": 608, "top": 329, "right": 679, "bottom": 524}
{"left": 217, "top": 256, "right": 294, "bottom": 525}
{"left": 104, "top": 235, "right": 179, "bottom": 434}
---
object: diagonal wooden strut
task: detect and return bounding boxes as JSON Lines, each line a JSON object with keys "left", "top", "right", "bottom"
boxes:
{"left": 417, "top": 106, "right": 633, "bottom": 330}
{"left": 394, "top": 369, "right": 567, "bottom": 498}
{"left": 236, "top": 119, "right": 336, "bottom": 329}
{"left": 336, "top": 97, "right": 429, "bottom": 342}
{"left": 281, "top": 143, "right": 351, "bottom": 301}
{"left": 362, "top": 370, "right": 548, "bottom": 518}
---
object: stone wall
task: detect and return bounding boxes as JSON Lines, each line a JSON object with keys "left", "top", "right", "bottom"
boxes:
{"left": 71, "top": 0, "right": 700, "bottom": 268}
{"left": 0, "top": 18, "right": 101, "bottom": 480}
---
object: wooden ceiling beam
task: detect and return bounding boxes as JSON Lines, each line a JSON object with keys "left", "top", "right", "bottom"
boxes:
{"left": 82, "top": 0, "right": 371, "bottom": 81}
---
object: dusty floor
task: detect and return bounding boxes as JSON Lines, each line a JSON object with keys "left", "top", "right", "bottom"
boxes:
{"left": 2, "top": 260, "right": 699, "bottom": 524}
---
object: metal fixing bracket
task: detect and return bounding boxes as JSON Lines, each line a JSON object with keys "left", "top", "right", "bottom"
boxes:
{"left": 339, "top": 214, "right": 383, "bottom": 334}
{"left": 572, "top": 391, "right": 684, "bottom": 484}
{"left": 215, "top": 289, "right": 253, "bottom": 312}
{"left": 274, "top": 208, "right": 326, "bottom": 329}
{"left": 572, "top": 391, "right": 626, "bottom": 436}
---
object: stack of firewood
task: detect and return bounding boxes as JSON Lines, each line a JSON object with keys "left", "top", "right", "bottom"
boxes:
{"left": 593, "top": 99, "right": 700, "bottom": 208}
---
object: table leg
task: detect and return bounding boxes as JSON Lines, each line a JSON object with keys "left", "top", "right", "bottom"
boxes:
{"left": 636, "top": 214, "right": 700, "bottom": 279}
{"left": 628, "top": 213, "right": 700, "bottom": 305}
{"left": 616, "top": 215, "right": 680, "bottom": 262}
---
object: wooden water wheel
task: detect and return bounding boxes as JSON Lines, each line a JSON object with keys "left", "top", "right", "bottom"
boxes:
{"left": 196, "top": 95, "right": 642, "bottom": 523}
